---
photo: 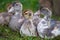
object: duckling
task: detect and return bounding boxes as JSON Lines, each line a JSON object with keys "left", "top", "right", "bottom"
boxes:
{"left": 37, "top": 7, "right": 56, "bottom": 38}
{"left": 0, "top": 3, "right": 13, "bottom": 25}
{"left": 8, "top": 2, "right": 24, "bottom": 31}
{"left": 0, "top": 12, "right": 12, "bottom": 25}
{"left": 51, "top": 21, "right": 60, "bottom": 37}
{"left": 33, "top": 10, "right": 42, "bottom": 27}
{"left": 20, "top": 10, "right": 37, "bottom": 36}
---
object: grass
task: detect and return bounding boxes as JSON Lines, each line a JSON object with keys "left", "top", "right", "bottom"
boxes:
{"left": 0, "top": 0, "right": 60, "bottom": 40}
{"left": 0, "top": 0, "right": 39, "bottom": 12}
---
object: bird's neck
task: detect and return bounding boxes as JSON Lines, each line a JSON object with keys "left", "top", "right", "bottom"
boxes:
{"left": 29, "top": 18, "right": 34, "bottom": 26}
{"left": 15, "top": 11, "right": 22, "bottom": 16}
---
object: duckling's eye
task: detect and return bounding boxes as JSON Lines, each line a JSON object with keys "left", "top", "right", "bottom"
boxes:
{"left": 29, "top": 13, "right": 31, "bottom": 16}
{"left": 16, "top": 4, "right": 18, "bottom": 6}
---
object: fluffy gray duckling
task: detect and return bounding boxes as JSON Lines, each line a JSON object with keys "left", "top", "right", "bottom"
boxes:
{"left": 0, "top": 3, "right": 13, "bottom": 25}
{"left": 33, "top": 10, "right": 42, "bottom": 27}
{"left": 37, "top": 7, "right": 57, "bottom": 39}
{"left": 51, "top": 21, "right": 60, "bottom": 37}
{"left": 8, "top": 2, "right": 24, "bottom": 31}
{"left": 20, "top": 10, "right": 37, "bottom": 36}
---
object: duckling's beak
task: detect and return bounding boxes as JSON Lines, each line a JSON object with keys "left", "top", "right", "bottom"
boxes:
{"left": 8, "top": 7, "right": 14, "bottom": 13}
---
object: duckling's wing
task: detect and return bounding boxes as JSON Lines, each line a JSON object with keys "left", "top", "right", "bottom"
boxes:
{"left": 20, "top": 20, "right": 37, "bottom": 36}
{"left": 48, "top": 20, "right": 60, "bottom": 37}
{"left": 18, "top": 17, "right": 25, "bottom": 29}
{"left": 9, "top": 16, "right": 24, "bottom": 31}
{"left": 51, "top": 26, "right": 60, "bottom": 37}
{"left": 33, "top": 16, "right": 41, "bottom": 27}
{"left": 9, "top": 16, "right": 19, "bottom": 31}
{"left": 50, "top": 19, "right": 56, "bottom": 27}
{"left": 0, "top": 12, "right": 9, "bottom": 24}
{"left": 55, "top": 21, "right": 60, "bottom": 36}
{"left": 20, "top": 20, "right": 31, "bottom": 36}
